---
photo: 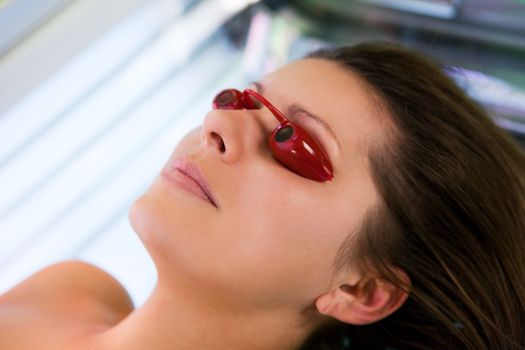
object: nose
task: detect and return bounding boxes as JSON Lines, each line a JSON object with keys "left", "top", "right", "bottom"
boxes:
{"left": 200, "top": 108, "right": 272, "bottom": 164}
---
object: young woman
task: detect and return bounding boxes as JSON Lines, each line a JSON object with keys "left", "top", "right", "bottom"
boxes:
{"left": 0, "top": 41, "right": 523, "bottom": 350}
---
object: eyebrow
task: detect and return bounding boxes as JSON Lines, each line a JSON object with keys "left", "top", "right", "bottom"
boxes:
{"left": 252, "top": 82, "right": 341, "bottom": 151}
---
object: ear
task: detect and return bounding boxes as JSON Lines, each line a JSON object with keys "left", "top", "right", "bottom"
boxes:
{"left": 315, "top": 269, "right": 410, "bottom": 325}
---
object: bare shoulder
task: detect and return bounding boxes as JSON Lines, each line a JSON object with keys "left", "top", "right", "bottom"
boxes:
{"left": 0, "top": 260, "right": 135, "bottom": 349}
{"left": 0, "top": 260, "right": 134, "bottom": 315}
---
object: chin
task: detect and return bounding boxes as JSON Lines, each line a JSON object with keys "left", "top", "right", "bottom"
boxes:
{"left": 129, "top": 178, "right": 184, "bottom": 232}
{"left": 127, "top": 190, "right": 182, "bottom": 273}
{"left": 128, "top": 192, "right": 158, "bottom": 252}
{"left": 127, "top": 178, "right": 214, "bottom": 264}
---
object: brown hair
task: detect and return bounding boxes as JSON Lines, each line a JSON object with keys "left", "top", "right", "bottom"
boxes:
{"left": 301, "top": 42, "right": 525, "bottom": 350}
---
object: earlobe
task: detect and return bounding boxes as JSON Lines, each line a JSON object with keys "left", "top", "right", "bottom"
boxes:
{"left": 314, "top": 271, "right": 410, "bottom": 325}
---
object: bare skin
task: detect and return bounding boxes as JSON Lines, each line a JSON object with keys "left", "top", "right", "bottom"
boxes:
{"left": 0, "top": 59, "right": 409, "bottom": 349}
{"left": 0, "top": 261, "right": 133, "bottom": 349}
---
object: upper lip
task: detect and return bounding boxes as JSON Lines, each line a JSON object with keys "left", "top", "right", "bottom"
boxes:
{"left": 171, "top": 156, "right": 218, "bottom": 208}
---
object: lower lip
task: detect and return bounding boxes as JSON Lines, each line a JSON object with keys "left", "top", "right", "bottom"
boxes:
{"left": 161, "top": 167, "right": 215, "bottom": 207}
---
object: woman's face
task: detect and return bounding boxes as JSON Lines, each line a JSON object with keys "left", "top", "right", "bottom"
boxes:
{"left": 129, "top": 58, "right": 386, "bottom": 312}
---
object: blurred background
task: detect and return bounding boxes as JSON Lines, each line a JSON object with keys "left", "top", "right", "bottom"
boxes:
{"left": 0, "top": 0, "right": 524, "bottom": 307}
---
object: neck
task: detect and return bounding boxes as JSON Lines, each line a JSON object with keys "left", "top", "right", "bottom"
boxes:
{"left": 90, "top": 280, "right": 318, "bottom": 350}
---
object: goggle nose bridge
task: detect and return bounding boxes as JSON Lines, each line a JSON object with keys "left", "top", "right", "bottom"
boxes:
{"left": 213, "top": 89, "right": 290, "bottom": 140}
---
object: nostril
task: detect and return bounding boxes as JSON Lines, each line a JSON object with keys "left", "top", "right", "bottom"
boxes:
{"left": 211, "top": 132, "right": 225, "bottom": 153}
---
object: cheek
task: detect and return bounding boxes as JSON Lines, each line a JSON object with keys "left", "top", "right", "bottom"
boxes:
{"left": 236, "top": 163, "right": 377, "bottom": 301}
{"left": 225, "top": 184, "right": 348, "bottom": 302}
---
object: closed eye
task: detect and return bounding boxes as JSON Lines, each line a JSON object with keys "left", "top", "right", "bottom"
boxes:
{"left": 250, "top": 81, "right": 341, "bottom": 155}
{"left": 286, "top": 104, "right": 334, "bottom": 161}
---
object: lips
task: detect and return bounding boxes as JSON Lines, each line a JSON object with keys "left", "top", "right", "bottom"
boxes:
{"left": 170, "top": 156, "right": 218, "bottom": 208}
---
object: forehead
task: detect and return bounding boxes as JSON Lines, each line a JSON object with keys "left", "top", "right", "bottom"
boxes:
{"left": 261, "top": 58, "right": 387, "bottom": 165}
